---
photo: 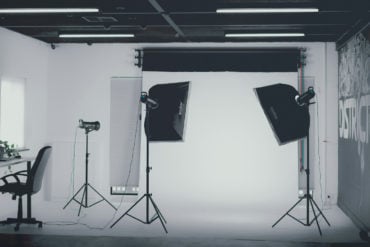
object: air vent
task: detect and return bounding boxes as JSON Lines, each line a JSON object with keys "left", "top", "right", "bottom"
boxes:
{"left": 82, "top": 16, "right": 118, "bottom": 23}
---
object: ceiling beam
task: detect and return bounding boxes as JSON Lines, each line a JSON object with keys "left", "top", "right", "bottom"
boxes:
{"left": 147, "top": 0, "right": 187, "bottom": 40}
{"left": 336, "top": 20, "right": 369, "bottom": 50}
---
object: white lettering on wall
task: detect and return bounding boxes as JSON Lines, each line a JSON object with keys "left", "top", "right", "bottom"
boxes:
{"left": 339, "top": 94, "right": 370, "bottom": 143}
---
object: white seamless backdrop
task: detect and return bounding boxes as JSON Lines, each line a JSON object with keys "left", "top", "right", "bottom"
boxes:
{"left": 141, "top": 72, "right": 299, "bottom": 214}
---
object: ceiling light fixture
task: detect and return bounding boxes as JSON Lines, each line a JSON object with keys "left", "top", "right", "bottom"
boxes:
{"left": 217, "top": 8, "right": 318, "bottom": 14}
{"left": 59, "top": 34, "right": 135, "bottom": 38}
{"left": 225, "top": 33, "right": 305, "bottom": 38}
{"left": 0, "top": 8, "right": 99, "bottom": 14}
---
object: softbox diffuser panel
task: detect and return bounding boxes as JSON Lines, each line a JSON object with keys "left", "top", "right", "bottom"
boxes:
{"left": 255, "top": 83, "right": 310, "bottom": 145}
{"left": 146, "top": 81, "right": 190, "bottom": 141}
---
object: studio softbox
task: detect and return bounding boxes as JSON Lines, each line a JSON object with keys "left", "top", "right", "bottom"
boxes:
{"left": 254, "top": 83, "right": 310, "bottom": 145}
{"left": 146, "top": 81, "right": 190, "bottom": 141}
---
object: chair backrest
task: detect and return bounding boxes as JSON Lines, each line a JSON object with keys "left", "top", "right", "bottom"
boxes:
{"left": 27, "top": 146, "right": 52, "bottom": 193}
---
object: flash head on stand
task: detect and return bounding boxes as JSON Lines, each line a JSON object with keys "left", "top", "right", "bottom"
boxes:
{"left": 140, "top": 92, "right": 159, "bottom": 109}
{"left": 295, "top": 86, "right": 315, "bottom": 106}
{"left": 79, "top": 119, "right": 100, "bottom": 132}
{"left": 140, "top": 92, "right": 148, "bottom": 103}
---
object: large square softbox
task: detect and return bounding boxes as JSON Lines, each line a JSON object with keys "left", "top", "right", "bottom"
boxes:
{"left": 146, "top": 81, "right": 190, "bottom": 141}
{"left": 254, "top": 83, "right": 310, "bottom": 145}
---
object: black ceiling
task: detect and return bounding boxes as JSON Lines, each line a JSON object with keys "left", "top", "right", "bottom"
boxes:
{"left": 0, "top": 0, "right": 369, "bottom": 45}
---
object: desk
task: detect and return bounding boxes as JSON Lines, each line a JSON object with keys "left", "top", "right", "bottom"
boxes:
{"left": 0, "top": 157, "right": 34, "bottom": 220}
{"left": 0, "top": 157, "right": 33, "bottom": 168}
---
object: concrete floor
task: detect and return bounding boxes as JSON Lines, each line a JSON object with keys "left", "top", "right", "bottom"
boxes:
{"left": 0, "top": 198, "right": 366, "bottom": 245}
{"left": 0, "top": 234, "right": 369, "bottom": 247}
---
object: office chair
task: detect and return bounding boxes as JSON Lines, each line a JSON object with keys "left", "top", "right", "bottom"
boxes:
{"left": 0, "top": 146, "right": 52, "bottom": 231}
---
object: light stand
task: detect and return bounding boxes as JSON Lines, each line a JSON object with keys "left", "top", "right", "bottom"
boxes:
{"left": 63, "top": 126, "right": 117, "bottom": 215}
{"left": 272, "top": 104, "right": 330, "bottom": 235}
{"left": 110, "top": 98, "right": 168, "bottom": 233}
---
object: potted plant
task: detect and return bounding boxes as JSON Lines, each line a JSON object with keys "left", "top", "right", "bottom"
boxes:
{"left": 0, "top": 140, "right": 20, "bottom": 160}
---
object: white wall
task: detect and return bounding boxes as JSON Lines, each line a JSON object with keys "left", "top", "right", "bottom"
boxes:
{"left": 0, "top": 27, "right": 50, "bottom": 152}
{"left": 324, "top": 43, "right": 338, "bottom": 205}
{"left": 303, "top": 43, "right": 338, "bottom": 205}
{"left": 46, "top": 45, "right": 142, "bottom": 201}
{"left": 0, "top": 27, "right": 50, "bottom": 213}
{"left": 0, "top": 27, "right": 339, "bottom": 224}
{"left": 45, "top": 42, "right": 338, "bottom": 210}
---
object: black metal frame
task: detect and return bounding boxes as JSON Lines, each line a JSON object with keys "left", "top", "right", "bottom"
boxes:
{"left": 110, "top": 102, "right": 168, "bottom": 233}
{"left": 63, "top": 130, "right": 116, "bottom": 215}
{"left": 272, "top": 110, "right": 330, "bottom": 235}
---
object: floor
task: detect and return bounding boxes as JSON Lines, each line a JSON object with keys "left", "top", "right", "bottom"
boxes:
{"left": 0, "top": 234, "right": 369, "bottom": 247}
{"left": 0, "top": 198, "right": 368, "bottom": 246}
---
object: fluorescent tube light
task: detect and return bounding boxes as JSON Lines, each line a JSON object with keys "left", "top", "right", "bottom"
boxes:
{"left": 59, "top": 34, "right": 135, "bottom": 38}
{"left": 217, "top": 8, "right": 319, "bottom": 13}
{"left": 225, "top": 33, "right": 305, "bottom": 38}
{"left": 0, "top": 8, "right": 99, "bottom": 14}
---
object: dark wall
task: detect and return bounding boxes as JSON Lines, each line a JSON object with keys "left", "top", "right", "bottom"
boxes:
{"left": 338, "top": 31, "right": 370, "bottom": 231}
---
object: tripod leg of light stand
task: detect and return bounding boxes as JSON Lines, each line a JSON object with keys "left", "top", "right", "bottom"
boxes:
{"left": 87, "top": 183, "right": 117, "bottom": 210}
{"left": 113, "top": 107, "right": 168, "bottom": 233}
{"left": 149, "top": 196, "right": 168, "bottom": 233}
{"left": 63, "top": 184, "right": 85, "bottom": 209}
{"left": 78, "top": 187, "right": 87, "bottom": 216}
{"left": 309, "top": 198, "right": 322, "bottom": 236}
{"left": 272, "top": 196, "right": 305, "bottom": 228}
{"left": 110, "top": 194, "right": 146, "bottom": 228}
{"left": 310, "top": 197, "right": 330, "bottom": 226}
{"left": 149, "top": 196, "right": 167, "bottom": 223}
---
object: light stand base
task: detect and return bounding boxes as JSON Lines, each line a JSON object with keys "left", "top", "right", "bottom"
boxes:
{"left": 272, "top": 194, "right": 330, "bottom": 235}
{"left": 110, "top": 193, "right": 168, "bottom": 233}
{"left": 63, "top": 183, "right": 117, "bottom": 216}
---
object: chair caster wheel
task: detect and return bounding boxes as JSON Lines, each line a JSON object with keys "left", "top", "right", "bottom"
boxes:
{"left": 38, "top": 222, "right": 42, "bottom": 228}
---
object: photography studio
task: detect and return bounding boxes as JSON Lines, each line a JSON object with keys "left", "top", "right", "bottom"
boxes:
{"left": 0, "top": 1, "right": 369, "bottom": 246}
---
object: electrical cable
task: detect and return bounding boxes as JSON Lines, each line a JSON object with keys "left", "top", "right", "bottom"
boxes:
{"left": 315, "top": 97, "right": 327, "bottom": 212}
{"left": 299, "top": 52, "right": 305, "bottom": 172}
{"left": 95, "top": 100, "right": 142, "bottom": 229}
{"left": 56, "top": 98, "right": 142, "bottom": 230}
{"left": 66, "top": 126, "right": 78, "bottom": 200}
{"left": 44, "top": 221, "right": 78, "bottom": 226}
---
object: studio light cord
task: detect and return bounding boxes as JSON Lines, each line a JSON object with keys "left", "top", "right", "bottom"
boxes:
{"left": 45, "top": 104, "right": 141, "bottom": 230}
{"left": 97, "top": 105, "right": 141, "bottom": 229}
{"left": 315, "top": 98, "right": 331, "bottom": 212}
{"left": 296, "top": 93, "right": 328, "bottom": 222}
{"left": 315, "top": 98, "right": 324, "bottom": 212}
{"left": 70, "top": 126, "right": 78, "bottom": 197}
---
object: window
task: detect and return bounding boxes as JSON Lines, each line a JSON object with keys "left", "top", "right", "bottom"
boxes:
{"left": 0, "top": 77, "right": 25, "bottom": 147}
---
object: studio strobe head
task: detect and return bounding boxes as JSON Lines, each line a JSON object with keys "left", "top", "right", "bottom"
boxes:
{"left": 79, "top": 119, "right": 100, "bottom": 132}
